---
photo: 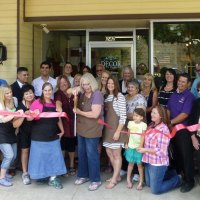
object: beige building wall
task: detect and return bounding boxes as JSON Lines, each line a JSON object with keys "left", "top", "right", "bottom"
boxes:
{"left": 0, "top": 0, "right": 17, "bottom": 84}
{"left": 25, "top": 0, "right": 200, "bottom": 17}
{"left": 19, "top": 0, "right": 33, "bottom": 82}
{"left": 0, "top": 0, "right": 43, "bottom": 84}
{"left": 33, "top": 26, "right": 42, "bottom": 79}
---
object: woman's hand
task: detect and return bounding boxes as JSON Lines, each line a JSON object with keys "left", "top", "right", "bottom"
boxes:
{"left": 191, "top": 135, "right": 200, "bottom": 150}
{"left": 137, "top": 147, "right": 146, "bottom": 153}
{"left": 57, "top": 132, "right": 64, "bottom": 138}
{"left": 113, "top": 130, "right": 120, "bottom": 141}
{"left": 72, "top": 87, "right": 81, "bottom": 96}
{"left": 73, "top": 108, "right": 81, "bottom": 115}
{"left": 17, "top": 109, "right": 24, "bottom": 115}
{"left": 56, "top": 105, "right": 62, "bottom": 112}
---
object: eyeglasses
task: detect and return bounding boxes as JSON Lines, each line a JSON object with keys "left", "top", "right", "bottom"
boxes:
{"left": 96, "top": 70, "right": 102, "bottom": 72}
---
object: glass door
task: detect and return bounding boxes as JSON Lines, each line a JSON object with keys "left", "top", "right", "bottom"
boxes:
{"left": 89, "top": 42, "right": 134, "bottom": 78}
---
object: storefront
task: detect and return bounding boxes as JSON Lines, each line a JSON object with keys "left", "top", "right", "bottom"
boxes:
{"left": 1, "top": 0, "right": 200, "bottom": 83}
{"left": 40, "top": 20, "right": 200, "bottom": 80}
{"left": 41, "top": 29, "right": 149, "bottom": 79}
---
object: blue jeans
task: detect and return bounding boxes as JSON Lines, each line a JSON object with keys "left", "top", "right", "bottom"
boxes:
{"left": 0, "top": 143, "right": 17, "bottom": 169}
{"left": 144, "top": 163, "right": 180, "bottom": 194}
{"left": 77, "top": 135, "right": 101, "bottom": 182}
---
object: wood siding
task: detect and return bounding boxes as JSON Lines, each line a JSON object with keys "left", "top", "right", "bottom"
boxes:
{"left": 20, "top": 0, "right": 34, "bottom": 82}
{"left": 25, "top": 0, "right": 200, "bottom": 17}
{"left": 33, "top": 26, "right": 42, "bottom": 78}
{"left": 0, "top": 0, "right": 17, "bottom": 84}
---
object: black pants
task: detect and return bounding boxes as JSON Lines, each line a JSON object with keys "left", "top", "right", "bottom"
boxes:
{"left": 194, "top": 136, "right": 200, "bottom": 176}
{"left": 171, "top": 129, "right": 194, "bottom": 185}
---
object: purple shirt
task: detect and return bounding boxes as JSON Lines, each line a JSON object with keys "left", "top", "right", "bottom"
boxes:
{"left": 85, "top": 90, "right": 104, "bottom": 118}
{"left": 167, "top": 89, "right": 195, "bottom": 125}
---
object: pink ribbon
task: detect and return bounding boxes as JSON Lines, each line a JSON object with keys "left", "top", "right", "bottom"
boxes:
{"left": 0, "top": 111, "right": 68, "bottom": 119}
{"left": 98, "top": 119, "right": 200, "bottom": 139}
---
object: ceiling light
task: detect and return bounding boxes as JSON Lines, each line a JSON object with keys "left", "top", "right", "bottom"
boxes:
{"left": 40, "top": 24, "right": 50, "bottom": 34}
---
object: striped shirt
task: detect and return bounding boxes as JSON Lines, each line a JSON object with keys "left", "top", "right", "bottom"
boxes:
{"left": 158, "top": 87, "right": 175, "bottom": 107}
{"left": 142, "top": 122, "right": 170, "bottom": 166}
{"left": 104, "top": 93, "right": 127, "bottom": 124}
{"left": 103, "top": 142, "right": 125, "bottom": 149}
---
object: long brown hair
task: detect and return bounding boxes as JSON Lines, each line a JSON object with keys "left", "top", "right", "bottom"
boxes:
{"left": 154, "top": 105, "right": 170, "bottom": 126}
{"left": 105, "top": 75, "right": 120, "bottom": 98}
{"left": 56, "top": 75, "right": 71, "bottom": 91}
{"left": 39, "top": 82, "right": 53, "bottom": 105}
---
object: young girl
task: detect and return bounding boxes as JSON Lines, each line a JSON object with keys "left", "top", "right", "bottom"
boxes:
{"left": 124, "top": 108, "right": 147, "bottom": 190}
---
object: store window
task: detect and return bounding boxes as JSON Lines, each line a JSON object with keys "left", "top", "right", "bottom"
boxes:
{"left": 136, "top": 29, "right": 149, "bottom": 76}
{"left": 42, "top": 31, "right": 86, "bottom": 77}
{"left": 153, "top": 22, "right": 200, "bottom": 80}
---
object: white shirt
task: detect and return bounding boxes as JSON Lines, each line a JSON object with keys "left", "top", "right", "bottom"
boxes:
{"left": 67, "top": 75, "right": 74, "bottom": 87}
{"left": 17, "top": 80, "right": 24, "bottom": 88}
{"left": 32, "top": 76, "right": 57, "bottom": 98}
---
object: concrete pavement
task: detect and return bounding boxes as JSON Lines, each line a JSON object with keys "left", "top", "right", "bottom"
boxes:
{"left": 0, "top": 172, "right": 199, "bottom": 200}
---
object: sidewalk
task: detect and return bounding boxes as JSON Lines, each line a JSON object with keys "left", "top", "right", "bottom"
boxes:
{"left": 0, "top": 172, "right": 199, "bottom": 200}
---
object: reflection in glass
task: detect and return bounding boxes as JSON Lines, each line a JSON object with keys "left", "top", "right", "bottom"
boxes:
{"left": 153, "top": 22, "right": 200, "bottom": 79}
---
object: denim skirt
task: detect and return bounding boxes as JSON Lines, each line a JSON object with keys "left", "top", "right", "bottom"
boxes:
{"left": 28, "top": 139, "right": 67, "bottom": 179}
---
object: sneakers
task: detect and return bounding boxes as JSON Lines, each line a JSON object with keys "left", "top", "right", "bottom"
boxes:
{"left": 36, "top": 178, "right": 49, "bottom": 184}
{"left": 120, "top": 170, "right": 127, "bottom": 176}
{"left": 22, "top": 173, "right": 31, "bottom": 185}
{"left": 180, "top": 182, "right": 194, "bottom": 193}
{"left": 48, "top": 177, "right": 63, "bottom": 189}
{"left": 5, "top": 173, "right": 13, "bottom": 180}
{"left": 0, "top": 178, "right": 13, "bottom": 187}
{"left": 132, "top": 174, "right": 140, "bottom": 182}
{"left": 75, "top": 178, "right": 90, "bottom": 185}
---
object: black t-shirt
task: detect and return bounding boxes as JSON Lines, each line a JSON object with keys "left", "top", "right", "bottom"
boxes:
{"left": 31, "top": 105, "right": 59, "bottom": 142}
{"left": 0, "top": 114, "right": 16, "bottom": 144}
{"left": 16, "top": 102, "right": 32, "bottom": 136}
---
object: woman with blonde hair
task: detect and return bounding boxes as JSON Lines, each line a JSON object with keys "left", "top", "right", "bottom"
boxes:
{"left": 68, "top": 73, "right": 104, "bottom": 191}
{"left": 119, "top": 66, "right": 133, "bottom": 95}
{"left": 73, "top": 73, "right": 82, "bottom": 87}
{"left": 140, "top": 73, "right": 158, "bottom": 124}
{"left": 0, "top": 85, "right": 18, "bottom": 187}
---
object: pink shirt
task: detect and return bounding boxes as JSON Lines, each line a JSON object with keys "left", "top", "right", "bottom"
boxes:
{"left": 142, "top": 122, "right": 170, "bottom": 166}
{"left": 30, "top": 99, "right": 55, "bottom": 120}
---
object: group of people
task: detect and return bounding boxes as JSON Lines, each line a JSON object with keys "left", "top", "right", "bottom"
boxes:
{"left": 0, "top": 61, "right": 200, "bottom": 195}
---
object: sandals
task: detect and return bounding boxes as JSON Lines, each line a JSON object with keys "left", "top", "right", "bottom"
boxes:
{"left": 88, "top": 182, "right": 101, "bottom": 191}
{"left": 127, "top": 181, "right": 133, "bottom": 189}
{"left": 106, "top": 181, "right": 117, "bottom": 189}
{"left": 136, "top": 182, "right": 143, "bottom": 190}
{"left": 106, "top": 176, "right": 121, "bottom": 183}
{"left": 67, "top": 168, "right": 76, "bottom": 176}
{"left": 74, "top": 178, "right": 89, "bottom": 185}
